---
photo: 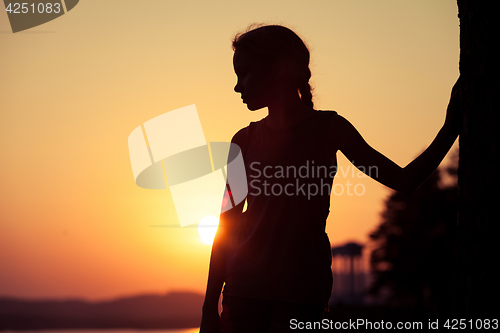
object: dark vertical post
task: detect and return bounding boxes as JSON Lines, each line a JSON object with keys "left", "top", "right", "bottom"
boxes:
{"left": 454, "top": 0, "right": 498, "bottom": 318}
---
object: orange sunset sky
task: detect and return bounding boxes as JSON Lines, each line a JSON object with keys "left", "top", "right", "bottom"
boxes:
{"left": 0, "top": 0, "right": 459, "bottom": 301}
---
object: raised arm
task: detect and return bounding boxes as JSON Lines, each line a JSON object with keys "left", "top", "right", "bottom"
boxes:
{"left": 330, "top": 78, "right": 461, "bottom": 195}
{"left": 200, "top": 128, "right": 247, "bottom": 333}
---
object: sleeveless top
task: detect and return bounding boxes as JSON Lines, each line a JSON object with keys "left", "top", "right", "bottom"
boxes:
{"left": 223, "top": 110, "right": 338, "bottom": 310}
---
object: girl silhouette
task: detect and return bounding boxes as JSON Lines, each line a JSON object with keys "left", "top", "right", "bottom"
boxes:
{"left": 200, "top": 24, "right": 460, "bottom": 333}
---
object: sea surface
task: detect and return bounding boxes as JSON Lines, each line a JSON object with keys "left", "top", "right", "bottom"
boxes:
{"left": 1, "top": 330, "right": 199, "bottom": 333}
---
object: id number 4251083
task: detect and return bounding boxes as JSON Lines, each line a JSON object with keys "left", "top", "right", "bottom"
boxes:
{"left": 444, "top": 319, "right": 498, "bottom": 330}
{"left": 6, "top": 2, "right": 62, "bottom": 14}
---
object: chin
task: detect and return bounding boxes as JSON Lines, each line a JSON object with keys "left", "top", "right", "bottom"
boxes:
{"left": 246, "top": 103, "right": 266, "bottom": 111}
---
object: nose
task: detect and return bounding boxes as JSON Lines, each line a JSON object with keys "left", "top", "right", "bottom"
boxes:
{"left": 234, "top": 80, "right": 241, "bottom": 93}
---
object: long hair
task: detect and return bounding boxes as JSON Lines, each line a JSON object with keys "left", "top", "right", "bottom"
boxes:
{"left": 232, "top": 24, "right": 314, "bottom": 108}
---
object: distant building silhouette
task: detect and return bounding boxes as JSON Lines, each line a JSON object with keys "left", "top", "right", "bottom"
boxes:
{"left": 330, "top": 242, "right": 370, "bottom": 305}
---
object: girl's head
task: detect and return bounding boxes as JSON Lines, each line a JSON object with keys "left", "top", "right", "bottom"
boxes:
{"left": 232, "top": 24, "right": 313, "bottom": 110}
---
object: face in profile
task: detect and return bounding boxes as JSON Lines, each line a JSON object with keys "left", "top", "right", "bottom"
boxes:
{"left": 233, "top": 49, "right": 277, "bottom": 111}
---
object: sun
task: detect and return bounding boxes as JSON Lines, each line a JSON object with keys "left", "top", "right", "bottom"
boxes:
{"left": 198, "top": 216, "right": 219, "bottom": 245}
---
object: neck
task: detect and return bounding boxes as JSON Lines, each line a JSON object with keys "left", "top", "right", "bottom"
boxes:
{"left": 265, "top": 91, "right": 314, "bottom": 129}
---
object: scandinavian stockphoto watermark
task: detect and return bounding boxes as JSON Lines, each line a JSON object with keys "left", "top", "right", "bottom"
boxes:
{"left": 248, "top": 161, "right": 378, "bottom": 199}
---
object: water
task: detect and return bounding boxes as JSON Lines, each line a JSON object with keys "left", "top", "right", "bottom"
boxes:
{"left": 2, "top": 330, "right": 199, "bottom": 333}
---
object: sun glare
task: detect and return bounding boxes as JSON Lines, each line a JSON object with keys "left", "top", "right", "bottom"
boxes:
{"left": 198, "top": 216, "right": 219, "bottom": 245}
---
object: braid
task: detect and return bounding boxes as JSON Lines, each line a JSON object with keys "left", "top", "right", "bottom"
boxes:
{"left": 298, "top": 67, "right": 313, "bottom": 108}
{"left": 299, "top": 81, "right": 314, "bottom": 108}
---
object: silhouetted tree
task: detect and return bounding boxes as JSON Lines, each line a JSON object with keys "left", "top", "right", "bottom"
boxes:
{"left": 454, "top": 0, "right": 498, "bottom": 318}
{"left": 369, "top": 155, "right": 458, "bottom": 316}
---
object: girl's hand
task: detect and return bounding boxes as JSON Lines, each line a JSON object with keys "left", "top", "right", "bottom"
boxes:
{"left": 444, "top": 76, "right": 462, "bottom": 136}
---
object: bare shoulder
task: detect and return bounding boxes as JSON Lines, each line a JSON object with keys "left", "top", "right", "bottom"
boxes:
{"left": 230, "top": 126, "right": 249, "bottom": 151}
{"left": 327, "top": 112, "right": 373, "bottom": 161}
{"left": 326, "top": 112, "right": 357, "bottom": 152}
{"left": 327, "top": 113, "right": 354, "bottom": 133}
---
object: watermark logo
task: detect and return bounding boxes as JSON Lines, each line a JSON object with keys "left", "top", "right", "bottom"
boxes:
{"left": 3, "top": 0, "right": 79, "bottom": 33}
{"left": 247, "top": 161, "right": 378, "bottom": 199}
{"left": 128, "top": 105, "right": 247, "bottom": 227}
